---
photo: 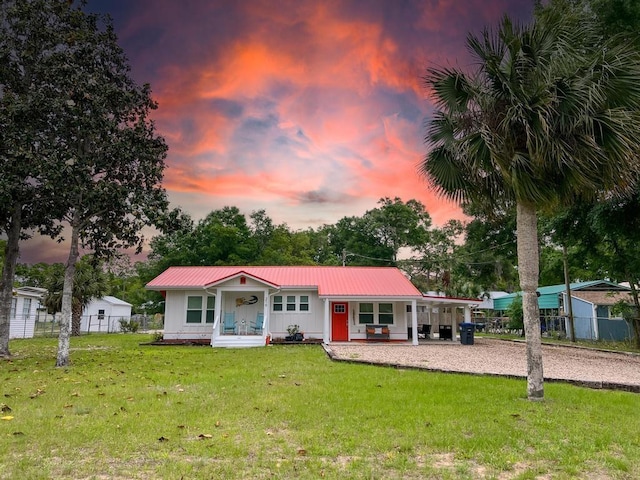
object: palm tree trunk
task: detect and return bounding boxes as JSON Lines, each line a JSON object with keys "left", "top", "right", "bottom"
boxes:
{"left": 71, "top": 302, "right": 82, "bottom": 336}
{"left": 0, "top": 204, "right": 23, "bottom": 358}
{"left": 56, "top": 218, "right": 80, "bottom": 367}
{"left": 516, "top": 202, "right": 544, "bottom": 400}
{"left": 627, "top": 282, "right": 640, "bottom": 349}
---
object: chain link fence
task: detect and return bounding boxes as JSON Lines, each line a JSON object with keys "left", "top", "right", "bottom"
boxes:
{"left": 9, "top": 313, "right": 163, "bottom": 338}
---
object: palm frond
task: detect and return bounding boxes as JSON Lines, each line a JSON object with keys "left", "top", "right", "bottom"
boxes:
{"left": 422, "top": 4, "right": 640, "bottom": 215}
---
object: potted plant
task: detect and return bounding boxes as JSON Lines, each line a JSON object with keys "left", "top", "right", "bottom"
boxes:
{"left": 286, "top": 324, "right": 304, "bottom": 342}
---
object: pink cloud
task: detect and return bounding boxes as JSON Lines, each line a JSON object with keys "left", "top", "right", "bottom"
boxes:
{"left": 18, "top": 0, "right": 534, "bottom": 264}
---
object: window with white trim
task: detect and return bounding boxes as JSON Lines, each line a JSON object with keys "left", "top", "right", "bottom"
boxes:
{"left": 186, "top": 296, "right": 202, "bottom": 323}
{"left": 273, "top": 296, "right": 283, "bottom": 311}
{"left": 299, "top": 295, "right": 309, "bottom": 311}
{"left": 358, "top": 302, "right": 394, "bottom": 325}
{"left": 273, "top": 295, "right": 311, "bottom": 312}
{"left": 379, "top": 303, "right": 394, "bottom": 325}
{"left": 206, "top": 296, "right": 215, "bottom": 323}
{"left": 358, "top": 303, "right": 374, "bottom": 324}
{"left": 22, "top": 298, "right": 31, "bottom": 319}
{"left": 286, "top": 295, "right": 296, "bottom": 311}
{"left": 186, "top": 295, "right": 216, "bottom": 324}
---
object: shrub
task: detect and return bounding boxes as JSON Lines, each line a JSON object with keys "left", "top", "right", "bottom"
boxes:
{"left": 119, "top": 318, "right": 140, "bottom": 333}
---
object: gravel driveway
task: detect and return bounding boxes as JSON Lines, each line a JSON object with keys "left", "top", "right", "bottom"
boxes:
{"left": 325, "top": 338, "right": 640, "bottom": 392}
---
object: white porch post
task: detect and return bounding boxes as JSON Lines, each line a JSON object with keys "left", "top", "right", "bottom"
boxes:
{"left": 210, "top": 289, "right": 221, "bottom": 346}
{"left": 264, "top": 292, "right": 270, "bottom": 341}
{"left": 411, "top": 299, "right": 418, "bottom": 346}
{"left": 464, "top": 306, "right": 471, "bottom": 323}
{"left": 323, "top": 298, "right": 330, "bottom": 344}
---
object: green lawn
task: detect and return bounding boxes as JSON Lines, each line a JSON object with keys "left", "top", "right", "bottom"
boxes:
{"left": 1, "top": 335, "right": 639, "bottom": 479}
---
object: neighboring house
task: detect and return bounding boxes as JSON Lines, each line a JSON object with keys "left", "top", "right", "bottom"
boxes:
{"left": 493, "top": 280, "right": 635, "bottom": 341}
{"left": 145, "top": 266, "right": 479, "bottom": 348}
{"left": 81, "top": 296, "right": 132, "bottom": 333}
{"left": 10, "top": 286, "right": 47, "bottom": 339}
{"left": 563, "top": 289, "right": 635, "bottom": 341}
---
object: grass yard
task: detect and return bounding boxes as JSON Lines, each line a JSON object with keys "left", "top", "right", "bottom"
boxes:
{"left": 1, "top": 335, "right": 639, "bottom": 479}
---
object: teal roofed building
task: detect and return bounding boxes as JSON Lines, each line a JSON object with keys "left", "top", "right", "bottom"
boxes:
{"left": 493, "top": 280, "right": 629, "bottom": 312}
{"left": 492, "top": 280, "right": 635, "bottom": 341}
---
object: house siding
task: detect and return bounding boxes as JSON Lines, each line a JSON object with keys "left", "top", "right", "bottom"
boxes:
{"left": 571, "top": 297, "right": 597, "bottom": 340}
{"left": 347, "top": 300, "right": 411, "bottom": 340}
{"left": 269, "top": 290, "right": 322, "bottom": 339}
{"left": 9, "top": 294, "right": 40, "bottom": 339}
{"left": 164, "top": 290, "right": 214, "bottom": 340}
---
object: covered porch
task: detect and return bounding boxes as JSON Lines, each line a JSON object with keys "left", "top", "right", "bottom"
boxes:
{"left": 321, "top": 295, "right": 479, "bottom": 345}
{"left": 414, "top": 295, "right": 479, "bottom": 341}
{"left": 208, "top": 280, "right": 273, "bottom": 348}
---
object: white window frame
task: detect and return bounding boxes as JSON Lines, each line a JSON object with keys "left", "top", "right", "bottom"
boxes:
{"left": 299, "top": 295, "right": 310, "bottom": 312}
{"left": 273, "top": 295, "right": 283, "bottom": 312}
{"left": 273, "top": 294, "right": 311, "bottom": 313}
{"left": 205, "top": 296, "right": 215, "bottom": 324}
{"left": 286, "top": 295, "right": 296, "bottom": 311}
{"left": 358, "top": 302, "right": 395, "bottom": 325}
{"left": 22, "top": 298, "right": 31, "bottom": 320}
{"left": 185, "top": 295, "right": 216, "bottom": 324}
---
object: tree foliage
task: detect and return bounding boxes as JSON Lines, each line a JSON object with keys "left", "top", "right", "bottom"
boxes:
{"left": 0, "top": 0, "right": 73, "bottom": 357}
{"left": 421, "top": 3, "right": 640, "bottom": 399}
{"left": 0, "top": 1, "right": 168, "bottom": 363}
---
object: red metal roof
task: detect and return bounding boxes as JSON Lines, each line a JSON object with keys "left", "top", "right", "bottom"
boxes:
{"left": 146, "top": 266, "right": 422, "bottom": 298}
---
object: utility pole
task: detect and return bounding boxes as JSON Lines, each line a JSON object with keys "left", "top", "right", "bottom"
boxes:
{"left": 563, "top": 244, "right": 575, "bottom": 342}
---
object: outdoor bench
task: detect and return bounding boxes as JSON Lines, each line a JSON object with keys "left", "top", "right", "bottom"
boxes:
{"left": 366, "top": 324, "right": 390, "bottom": 341}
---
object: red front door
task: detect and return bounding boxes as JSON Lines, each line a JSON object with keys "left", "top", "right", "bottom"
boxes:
{"left": 331, "top": 302, "right": 349, "bottom": 341}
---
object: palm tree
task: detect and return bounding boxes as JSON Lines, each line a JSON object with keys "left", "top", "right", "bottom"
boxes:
{"left": 421, "top": 6, "right": 640, "bottom": 400}
{"left": 44, "top": 257, "right": 107, "bottom": 336}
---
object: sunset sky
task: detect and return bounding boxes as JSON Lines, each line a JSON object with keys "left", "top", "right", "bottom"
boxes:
{"left": 20, "top": 0, "right": 535, "bottom": 264}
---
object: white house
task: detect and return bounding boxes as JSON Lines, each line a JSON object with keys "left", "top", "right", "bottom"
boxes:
{"left": 81, "top": 296, "right": 132, "bottom": 333}
{"left": 146, "top": 266, "right": 479, "bottom": 348}
{"left": 10, "top": 286, "right": 47, "bottom": 339}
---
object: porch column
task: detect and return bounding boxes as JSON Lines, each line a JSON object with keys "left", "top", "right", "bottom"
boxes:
{"left": 210, "top": 289, "right": 221, "bottom": 347}
{"left": 411, "top": 299, "right": 418, "bottom": 346}
{"left": 263, "top": 293, "right": 270, "bottom": 340}
{"left": 323, "top": 298, "right": 330, "bottom": 344}
{"left": 464, "top": 306, "right": 471, "bottom": 323}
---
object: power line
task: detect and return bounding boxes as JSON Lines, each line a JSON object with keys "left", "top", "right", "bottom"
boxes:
{"left": 342, "top": 249, "right": 394, "bottom": 266}
{"left": 341, "top": 239, "right": 515, "bottom": 267}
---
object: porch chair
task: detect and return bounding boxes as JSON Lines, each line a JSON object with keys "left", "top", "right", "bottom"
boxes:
{"left": 251, "top": 312, "right": 264, "bottom": 334}
{"left": 223, "top": 312, "right": 236, "bottom": 334}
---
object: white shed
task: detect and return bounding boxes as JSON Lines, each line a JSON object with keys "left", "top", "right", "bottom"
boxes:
{"left": 81, "top": 296, "right": 132, "bottom": 333}
{"left": 10, "top": 286, "right": 47, "bottom": 339}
